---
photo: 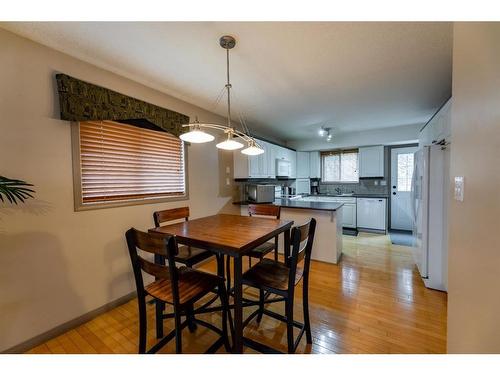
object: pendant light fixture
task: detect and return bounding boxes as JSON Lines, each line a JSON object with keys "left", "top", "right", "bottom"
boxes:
{"left": 179, "top": 35, "right": 263, "bottom": 155}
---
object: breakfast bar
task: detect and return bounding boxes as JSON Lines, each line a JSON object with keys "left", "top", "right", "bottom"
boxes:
{"left": 236, "top": 198, "right": 344, "bottom": 264}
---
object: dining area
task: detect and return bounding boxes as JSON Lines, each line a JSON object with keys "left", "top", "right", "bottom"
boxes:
{"left": 130, "top": 205, "right": 317, "bottom": 354}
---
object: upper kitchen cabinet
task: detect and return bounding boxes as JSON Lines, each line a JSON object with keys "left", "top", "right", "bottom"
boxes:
{"left": 359, "top": 145, "right": 385, "bottom": 178}
{"left": 234, "top": 140, "right": 295, "bottom": 179}
{"left": 296, "top": 152, "right": 310, "bottom": 178}
{"left": 309, "top": 151, "right": 321, "bottom": 178}
{"left": 420, "top": 98, "right": 452, "bottom": 146}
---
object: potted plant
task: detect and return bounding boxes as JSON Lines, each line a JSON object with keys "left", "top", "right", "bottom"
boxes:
{"left": 0, "top": 176, "right": 35, "bottom": 204}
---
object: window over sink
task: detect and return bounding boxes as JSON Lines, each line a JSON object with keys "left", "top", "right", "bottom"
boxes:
{"left": 321, "top": 149, "right": 359, "bottom": 183}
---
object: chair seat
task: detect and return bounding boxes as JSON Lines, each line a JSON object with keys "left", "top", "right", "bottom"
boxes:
{"left": 175, "top": 245, "right": 213, "bottom": 266}
{"left": 242, "top": 259, "right": 303, "bottom": 292}
{"left": 247, "top": 241, "right": 276, "bottom": 259}
{"left": 146, "top": 268, "right": 221, "bottom": 306}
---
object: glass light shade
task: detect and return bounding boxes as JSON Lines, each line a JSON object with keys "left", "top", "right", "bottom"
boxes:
{"left": 179, "top": 129, "right": 215, "bottom": 143}
{"left": 216, "top": 138, "right": 244, "bottom": 150}
{"left": 241, "top": 144, "right": 264, "bottom": 155}
{"left": 318, "top": 128, "right": 326, "bottom": 137}
{"left": 326, "top": 134, "right": 333, "bottom": 142}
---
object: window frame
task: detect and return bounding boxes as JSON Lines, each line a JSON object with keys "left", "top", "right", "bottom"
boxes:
{"left": 320, "top": 149, "right": 360, "bottom": 184}
{"left": 71, "top": 121, "right": 189, "bottom": 211}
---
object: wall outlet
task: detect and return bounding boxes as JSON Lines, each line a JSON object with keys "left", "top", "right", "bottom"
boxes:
{"left": 454, "top": 176, "right": 464, "bottom": 202}
{"left": 374, "top": 180, "right": 379, "bottom": 186}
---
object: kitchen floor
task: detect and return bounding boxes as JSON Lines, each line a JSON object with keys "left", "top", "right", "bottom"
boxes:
{"left": 25, "top": 232, "right": 447, "bottom": 354}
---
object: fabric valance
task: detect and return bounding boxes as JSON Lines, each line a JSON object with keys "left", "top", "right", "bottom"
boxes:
{"left": 55, "top": 73, "right": 189, "bottom": 137}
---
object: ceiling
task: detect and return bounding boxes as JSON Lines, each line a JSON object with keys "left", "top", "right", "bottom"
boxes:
{"left": 1, "top": 22, "right": 453, "bottom": 142}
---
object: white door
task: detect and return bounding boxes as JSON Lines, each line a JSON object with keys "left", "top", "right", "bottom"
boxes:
{"left": 391, "top": 146, "right": 418, "bottom": 230}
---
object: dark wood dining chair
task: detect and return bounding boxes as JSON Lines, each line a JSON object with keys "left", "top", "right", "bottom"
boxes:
{"left": 154, "top": 207, "right": 231, "bottom": 336}
{"left": 125, "top": 228, "right": 230, "bottom": 354}
{"left": 241, "top": 218, "right": 316, "bottom": 353}
{"left": 225, "top": 204, "right": 281, "bottom": 293}
{"left": 153, "top": 207, "right": 214, "bottom": 267}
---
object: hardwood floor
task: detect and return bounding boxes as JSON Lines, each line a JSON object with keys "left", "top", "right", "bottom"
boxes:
{"left": 26, "top": 232, "right": 447, "bottom": 354}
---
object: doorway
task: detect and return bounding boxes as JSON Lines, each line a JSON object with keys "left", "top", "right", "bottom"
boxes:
{"left": 390, "top": 146, "right": 418, "bottom": 230}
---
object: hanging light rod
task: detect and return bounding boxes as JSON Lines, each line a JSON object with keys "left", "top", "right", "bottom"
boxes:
{"left": 179, "top": 35, "right": 264, "bottom": 156}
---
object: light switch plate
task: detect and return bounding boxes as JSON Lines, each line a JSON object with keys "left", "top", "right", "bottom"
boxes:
{"left": 454, "top": 176, "right": 464, "bottom": 202}
{"left": 225, "top": 166, "right": 230, "bottom": 174}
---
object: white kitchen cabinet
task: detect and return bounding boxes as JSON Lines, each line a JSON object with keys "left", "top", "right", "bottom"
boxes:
{"left": 286, "top": 149, "right": 297, "bottom": 178}
{"left": 341, "top": 203, "right": 357, "bottom": 228}
{"left": 359, "top": 146, "right": 385, "bottom": 178}
{"left": 233, "top": 140, "right": 295, "bottom": 179}
{"left": 264, "top": 142, "right": 276, "bottom": 178}
{"left": 309, "top": 151, "right": 321, "bottom": 178}
{"left": 297, "top": 152, "right": 310, "bottom": 178}
{"left": 356, "top": 197, "right": 387, "bottom": 231}
{"left": 419, "top": 98, "right": 452, "bottom": 146}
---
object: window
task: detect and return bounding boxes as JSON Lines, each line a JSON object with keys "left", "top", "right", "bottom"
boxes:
{"left": 72, "top": 120, "right": 187, "bottom": 210}
{"left": 321, "top": 150, "right": 359, "bottom": 183}
{"left": 396, "top": 152, "right": 414, "bottom": 192}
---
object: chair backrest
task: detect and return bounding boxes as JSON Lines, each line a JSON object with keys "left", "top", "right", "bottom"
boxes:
{"left": 125, "top": 228, "right": 180, "bottom": 303}
{"left": 248, "top": 204, "right": 281, "bottom": 219}
{"left": 153, "top": 206, "right": 190, "bottom": 227}
{"left": 287, "top": 218, "right": 316, "bottom": 290}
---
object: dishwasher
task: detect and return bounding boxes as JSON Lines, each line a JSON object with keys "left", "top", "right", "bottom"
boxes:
{"left": 356, "top": 198, "right": 387, "bottom": 231}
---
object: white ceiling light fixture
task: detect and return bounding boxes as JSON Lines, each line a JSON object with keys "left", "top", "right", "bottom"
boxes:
{"left": 319, "top": 126, "right": 333, "bottom": 141}
{"left": 179, "top": 117, "right": 215, "bottom": 143}
{"left": 180, "top": 35, "right": 263, "bottom": 156}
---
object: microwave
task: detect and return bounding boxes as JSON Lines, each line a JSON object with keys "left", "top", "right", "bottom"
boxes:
{"left": 247, "top": 184, "right": 275, "bottom": 203}
{"left": 276, "top": 159, "right": 291, "bottom": 177}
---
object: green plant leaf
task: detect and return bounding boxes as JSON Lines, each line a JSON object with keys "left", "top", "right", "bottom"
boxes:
{"left": 0, "top": 176, "right": 35, "bottom": 204}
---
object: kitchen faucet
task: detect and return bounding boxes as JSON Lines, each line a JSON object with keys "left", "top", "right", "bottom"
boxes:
{"left": 335, "top": 187, "right": 342, "bottom": 195}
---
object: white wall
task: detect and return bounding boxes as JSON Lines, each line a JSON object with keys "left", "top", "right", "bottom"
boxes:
{"left": 447, "top": 23, "right": 500, "bottom": 353}
{"left": 286, "top": 123, "right": 420, "bottom": 151}
{"left": 0, "top": 29, "right": 239, "bottom": 351}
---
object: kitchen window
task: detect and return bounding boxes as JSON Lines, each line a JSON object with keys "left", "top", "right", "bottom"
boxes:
{"left": 321, "top": 149, "right": 359, "bottom": 183}
{"left": 71, "top": 120, "right": 187, "bottom": 210}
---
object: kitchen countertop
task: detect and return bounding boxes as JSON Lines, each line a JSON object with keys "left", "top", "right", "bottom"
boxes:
{"left": 309, "top": 193, "right": 389, "bottom": 198}
{"left": 233, "top": 198, "right": 343, "bottom": 212}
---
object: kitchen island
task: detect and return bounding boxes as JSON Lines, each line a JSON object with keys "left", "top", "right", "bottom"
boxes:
{"left": 235, "top": 198, "right": 343, "bottom": 264}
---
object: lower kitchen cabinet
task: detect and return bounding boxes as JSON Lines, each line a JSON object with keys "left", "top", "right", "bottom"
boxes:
{"left": 341, "top": 202, "right": 357, "bottom": 228}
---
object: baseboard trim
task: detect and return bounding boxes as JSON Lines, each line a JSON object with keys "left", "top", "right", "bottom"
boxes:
{"left": 2, "top": 291, "right": 137, "bottom": 354}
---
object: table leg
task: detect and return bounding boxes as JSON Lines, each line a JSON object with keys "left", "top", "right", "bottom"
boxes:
{"left": 232, "top": 256, "right": 243, "bottom": 353}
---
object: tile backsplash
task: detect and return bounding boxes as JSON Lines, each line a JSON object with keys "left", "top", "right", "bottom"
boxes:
{"left": 318, "top": 179, "right": 389, "bottom": 196}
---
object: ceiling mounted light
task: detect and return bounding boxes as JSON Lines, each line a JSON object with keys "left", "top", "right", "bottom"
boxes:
{"left": 318, "top": 126, "right": 333, "bottom": 142}
{"left": 179, "top": 35, "right": 263, "bottom": 156}
{"left": 241, "top": 139, "right": 264, "bottom": 155}
{"left": 179, "top": 118, "right": 215, "bottom": 143}
{"left": 326, "top": 129, "right": 333, "bottom": 142}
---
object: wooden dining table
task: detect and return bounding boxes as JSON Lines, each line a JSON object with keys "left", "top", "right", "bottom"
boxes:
{"left": 149, "top": 213, "right": 293, "bottom": 353}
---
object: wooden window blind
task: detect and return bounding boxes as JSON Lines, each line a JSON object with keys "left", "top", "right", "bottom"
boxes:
{"left": 77, "top": 120, "right": 186, "bottom": 205}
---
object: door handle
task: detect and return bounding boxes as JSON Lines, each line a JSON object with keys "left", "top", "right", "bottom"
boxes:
{"left": 392, "top": 192, "right": 396, "bottom": 195}
{"left": 392, "top": 185, "right": 396, "bottom": 189}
